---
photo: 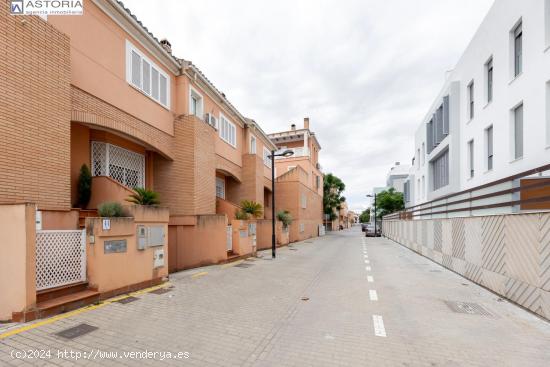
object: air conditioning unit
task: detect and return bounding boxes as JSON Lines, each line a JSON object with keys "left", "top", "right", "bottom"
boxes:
{"left": 204, "top": 113, "right": 217, "bottom": 128}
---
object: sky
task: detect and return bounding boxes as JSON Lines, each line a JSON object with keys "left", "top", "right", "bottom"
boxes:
{"left": 123, "top": 0, "right": 494, "bottom": 213}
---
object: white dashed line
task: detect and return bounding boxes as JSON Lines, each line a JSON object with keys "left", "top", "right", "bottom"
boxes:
{"left": 369, "top": 290, "right": 378, "bottom": 301}
{"left": 363, "top": 254, "right": 368, "bottom": 258}
{"left": 365, "top": 260, "right": 370, "bottom": 264}
{"left": 367, "top": 275, "right": 374, "bottom": 282}
{"left": 365, "top": 266, "right": 371, "bottom": 271}
{"left": 373, "top": 315, "right": 386, "bottom": 337}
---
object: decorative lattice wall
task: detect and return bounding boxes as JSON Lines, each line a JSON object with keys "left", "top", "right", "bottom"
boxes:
{"left": 36, "top": 230, "right": 86, "bottom": 291}
{"left": 91, "top": 141, "right": 145, "bottom": 188}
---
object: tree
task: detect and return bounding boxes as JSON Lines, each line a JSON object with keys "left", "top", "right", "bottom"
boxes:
{"left": 359, "top": 209, "right": 370, "bottom": 223}
{"left": 77, "top": 164, "right": 92, "bottom": 208}
{"left": 323, "top": 173, "right": 346, "bottom": 220}
{"left": 126, "top": 187, "right": 160, "bottom": 205}
{"left": 375, "top": 188, "right": 404, "bottom": 218}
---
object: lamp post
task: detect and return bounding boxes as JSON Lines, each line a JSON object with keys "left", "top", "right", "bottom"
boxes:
{"left": 366, "top": 193, "right": 377, "bottom": 236}
{"left": 270, "top": 149, "right": 294, "bottom": 258}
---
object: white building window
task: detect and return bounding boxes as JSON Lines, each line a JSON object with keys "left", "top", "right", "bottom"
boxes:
{"left": 216, "top": 177, "right": 225, "bottom": 199}
{"left": 91, "top": 141, "right": 145, "bottom": 188}
{"left": 513, "top": 21, "right": 522, "bottom": 77}
{"left": 467, "top": 81, "right": 474, "bottom": 120}
{"left": 189, "top": 87, "right": 204, "bottom": 119}
{"left": 301, "top": 194, "right": 307, "bottom": 209}
{"left": 467, "top": 140, "right": 474, "bottom": 178}
{"left": 250, "top": 135, "right": 256, "bottom": 154}
{"left": 417, "top": 148, "right": 420, "bottom": 169}
{"left": 125, "top": 40, "right": 170, "bottom": 108}
{"left": 421, "top": 175, "right": 426, "bottom": 199}
{"left": 486, "top": 57, "right": 493, "bottom": 103}
{"left": 421, "top": 143, "right": 425, "bottom": 165}
{"left": 263, "top": 147, "right": 272, "bottom": 168}
{"left": 432, "top": 150, "right": 449, "bottom": 191}
{"left": 513, "top": 103, "right": 523, "bottom": 159}
{"left": 486, "top": 125, "right": 494, "bottom": 171}
{"left": 219, "top": 114, "right": 236, "bottom": 147}
{"left": 546, "top": 0, "right": 550, "bottom": 47}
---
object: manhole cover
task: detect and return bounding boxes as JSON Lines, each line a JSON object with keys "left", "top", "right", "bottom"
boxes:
{"left": 444, "top": 301, "right": 493, "bottom": 316}
{"left": 56, "top": 323, "right": 98, "bottom": 339}
{"left": 235, "top": 263, "right": 253, "bottom": 268}
{"left": 150, "top": 288, "right": 171, "bottom": 295}
{"left": 116, "top": 296, "right": 139, "bottom": 304}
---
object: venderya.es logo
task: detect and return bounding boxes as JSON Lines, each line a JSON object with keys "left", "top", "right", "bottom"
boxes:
{"left": 10, "top": 0, "right": 83, "bottom": 15}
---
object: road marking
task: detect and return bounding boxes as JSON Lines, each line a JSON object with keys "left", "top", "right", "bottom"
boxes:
{"left": 363, "top": 254, "right": 368, "bottom": 258}
{"left": 0, "top": 283, "right": 171, "bottom": 340}
{"left": 191, "top": 271, "right": 208, "bottom": 278}
{"left": 369, "top": 290, "right": 378, "bottom": 301}
{"left": 373, "top": 315, "right": 387, "bottom": 337}
{"left": 365, "top": 266, "right": 371, "bottom": 271}
{"left": 365, "top": 260, "right": 370, "bottom": 264}
{"left": 367, "top": 275, "right": 374, "bottom": 282}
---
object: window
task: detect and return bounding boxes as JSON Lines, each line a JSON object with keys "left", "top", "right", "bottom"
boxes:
{"left": 250, "top": 135, "right": 257, "bottom": 154}
{"left": 427, "top": 119, "right": 434, "bottom": 154}
{"left": 432, "top": 150, "right": 449, "bottom": 191}
{"left": 422, "top": 143, "right": 425, "bottom": 165}
{"left": 126, "top": 40, "right": 170, "bottom": 108}
{"left": 91, "top": 141, "right": 145, "bottom": 188}
{"left": 468, "top": 81, "right": 474, "bottom": 120}
{"left": 417, "top": 149, "right": 420, "bottom": 169}
{"left": 513, "top": 104, "right": 523, "bottom": 159}
{"left": 299, "top": 223, "right": 305, "bottom": 233}
{"left": 513, "top": 21, "right": 522, "bottom": 77}
{"left": 301, "top": 194, "right": 307, "bottom": 209}
{"left": 263, "top": 147, "right": 272, "bottom": 168}
{"left": 216, "top": 177, "right": 225, "bottom": 199}
{"left": 547, "top": 82, "right": 550, "bottom": 146}
{"left": 219, "top": 114, "right": 236, "bottom": 147}
{"left": 189, "top": 87, "right": 204, "bottom": 118}
{"left": 417, "top": 178, "right": 421, "bottom": 198}
{"left": 403, "top": 181, "right": 410, "bottom": 203}
{"left": 546, "top": 0, "right": 550, "bottom": 47}
{"left": 467, "top": 140, "right": 474, "bottom": 178}
{"left": 485, "top": 126, "right": 494, "bottom": 171}
{"left": 486, "top": 58, "right": 493, "bottom": 103}
{"left": 316, "top": 175, "right": 320, "bottom": 189}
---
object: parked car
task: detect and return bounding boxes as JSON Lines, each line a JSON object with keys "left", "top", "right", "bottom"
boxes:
{"left": 361, "top": 223, "right": 369, "bottom": 232}
{"left": 364, "top": 223, "right": 381, "bottom": 237}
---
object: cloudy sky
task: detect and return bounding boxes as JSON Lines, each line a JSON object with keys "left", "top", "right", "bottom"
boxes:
{"left": 124, "top": 0, "right": 494, "bottom": 212}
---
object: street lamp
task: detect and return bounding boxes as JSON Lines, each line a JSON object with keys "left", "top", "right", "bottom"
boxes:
{"left": 270, "top": 149, "right": 294, "bottom": 259}
{"left": 366, "top": 193, "right": 377, "bottom": 236}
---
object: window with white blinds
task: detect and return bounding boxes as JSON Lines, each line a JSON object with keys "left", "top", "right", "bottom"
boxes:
{"left": 263, "top": 147, "right": 272, "bottom": 168}
{"left": 126, "top": 40, "right": 170, "bottom": 108}
{"left": 219, "top": 114, "right": 236, "bottom": 147}
{"left": 432, "top": 150, "right": 449, "bottom": 191}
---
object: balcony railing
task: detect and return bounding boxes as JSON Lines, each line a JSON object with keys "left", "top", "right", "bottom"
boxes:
{"left": 275, "top": 147, "right": 309, "bottom": 159}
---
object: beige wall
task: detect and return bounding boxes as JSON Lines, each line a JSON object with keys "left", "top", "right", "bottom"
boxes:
{"left": 87, "top": 176, "right": 136, "bottom": 210}
{"left": 168, "top": 215, "right": 227, "bottom": 271}
{"left": 0, "top": 9, "right": 71, "bottom": 211}
{"left": 0, "top": 204, "right": 36, "bottom": 321}
{"left": 384, "top": 214, "right": 550, "bottom": 321}
{"left": 85, "top": 206, "right": 169, "bottom": 293}
{"left": 48, "top": 0, "right": 176, "bottom": 135}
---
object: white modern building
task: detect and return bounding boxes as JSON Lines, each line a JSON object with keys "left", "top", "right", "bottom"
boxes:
{"left": 386, "top": 162, "right": 411, "bottom": 193}
{"left": 405, "top": 0, "right": 550, "bottom": 208}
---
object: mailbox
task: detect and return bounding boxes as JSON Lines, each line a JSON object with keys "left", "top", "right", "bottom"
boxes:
{"left": 137, "top": 225, "right": 147, "bottom": 250}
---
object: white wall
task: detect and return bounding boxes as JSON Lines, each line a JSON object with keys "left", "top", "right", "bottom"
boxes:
{"left": 410, "top": 0, "right": 550, "bottom": 205}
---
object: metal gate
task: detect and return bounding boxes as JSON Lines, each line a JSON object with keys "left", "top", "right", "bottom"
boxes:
{"left": 35, "top": 230, "right": 86, "bottom": 291}
{"left": 226, "top": 225, "right": 233, "bottom": 251}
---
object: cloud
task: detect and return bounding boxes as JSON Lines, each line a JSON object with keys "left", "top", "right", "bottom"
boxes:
{"left": 122, "top": 0, "right": 494, "bottom": 213}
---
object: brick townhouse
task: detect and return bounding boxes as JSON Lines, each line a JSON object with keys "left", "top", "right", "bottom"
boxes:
{"left": 0, "top": 0, "right": 294, "bottom": 321}
{"left": 269, "top": 119, "right": 325, "bottom": 242}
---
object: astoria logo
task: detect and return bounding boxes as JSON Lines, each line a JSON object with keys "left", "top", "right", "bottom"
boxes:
{"left": 10, "top": 0, "right": 83, "bottom": 15}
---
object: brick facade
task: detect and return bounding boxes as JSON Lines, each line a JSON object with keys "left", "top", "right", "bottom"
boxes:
{"left": 0, "top": 10, "right": 71, "bottom": 210}
{"left": 154, "top": 116, "right": 216, "bottom": 216}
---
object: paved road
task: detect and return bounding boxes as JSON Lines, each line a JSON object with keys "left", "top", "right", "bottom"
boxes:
{"left": 1, "top": 227, "right": 550, "bottom": 366}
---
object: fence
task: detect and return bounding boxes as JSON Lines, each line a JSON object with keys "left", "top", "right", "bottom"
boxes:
{"left": 35, "top": 229, "right": 86, "bottom": 291}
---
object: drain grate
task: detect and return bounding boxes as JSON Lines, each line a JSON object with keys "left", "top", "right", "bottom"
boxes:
{"left": 235, "top": 263, "right": 253, "bottom": 268}
{"left": 444, "top": 301, "right": 493, "bottom": 316}
{"left": 56, "top": 323, "right": 98, "bottom": 339}
{"left": 150, "top": 288, "right": 171, "bottom": 295}
{"left": 116, "top": 296, "right": 139, "bottom": 304}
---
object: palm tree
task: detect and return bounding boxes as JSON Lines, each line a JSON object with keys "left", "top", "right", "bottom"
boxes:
{"left": 240, "top": 200, "right": 263, "bottom": 218}
{"left": 126, "top": 187, "right": 160, "bottom": 205}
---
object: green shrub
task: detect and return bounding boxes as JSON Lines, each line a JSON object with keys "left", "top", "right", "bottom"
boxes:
{"left": 77, "top": 164, "right": 92, "bottom": 208}
{"left": 276, "top": 210, "right": 293, "bottom": 227}
{"left": 126, "top": 187, "right": 160, "bottom": 205}
{"left": 240, "top": 200, "right": 263, "bottom": 218}
{"left": 235, "top": 209, "right": 250, "bottom": 220}
{"left": 98, "top": 202, "right": 124, "bottom": 217}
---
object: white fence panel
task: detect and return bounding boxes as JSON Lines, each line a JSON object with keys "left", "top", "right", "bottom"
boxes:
{"left": 36, "top": 230, "right": 86, "bottom": 291}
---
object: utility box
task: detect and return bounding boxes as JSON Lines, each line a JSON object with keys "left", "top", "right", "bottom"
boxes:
{"left": 137, "top": 225, "right": 147, "bottom": 250}
{"left": 148, "top": 226, "right": 165, "bottom": 247}
{"left": 153, "top": 248, "right": 165, "bottom": 268}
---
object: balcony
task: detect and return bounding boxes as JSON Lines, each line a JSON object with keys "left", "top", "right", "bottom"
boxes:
{"left": 275, "top": 147, "right": 309, "bottom": 159}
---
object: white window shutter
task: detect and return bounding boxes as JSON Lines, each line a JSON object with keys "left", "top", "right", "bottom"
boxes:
{"left": 131, "top": 50, "right": 141, "bottom": 87}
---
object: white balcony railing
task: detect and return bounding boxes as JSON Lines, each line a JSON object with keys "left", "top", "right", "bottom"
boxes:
{"left": 275, "top": 147, "right": 309, "bottom": 159}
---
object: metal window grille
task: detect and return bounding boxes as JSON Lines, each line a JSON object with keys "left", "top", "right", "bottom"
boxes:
{"left": 216, "top": 177, "right": 225, "bottom": 199}
{"left": 91, "top": 141, "right": 145, "bottom": 188}
{"left": 36, "top": 230, "right": 86, "bottom": 291}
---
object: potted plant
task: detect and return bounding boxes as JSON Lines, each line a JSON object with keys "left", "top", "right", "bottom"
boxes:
{"left": 126, "top": 187, "right": 160, "bottom": 205}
